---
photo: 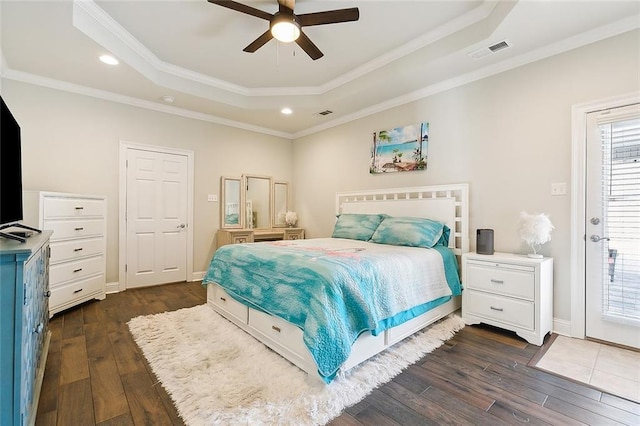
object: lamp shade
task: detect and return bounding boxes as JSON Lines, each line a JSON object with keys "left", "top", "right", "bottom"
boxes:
{"left": 271, "top": 15, "right": 300, "bottom": 43}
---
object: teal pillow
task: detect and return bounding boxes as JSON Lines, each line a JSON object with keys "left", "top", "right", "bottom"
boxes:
{"left": 370, "top": 216, "right": 449, "bottom": 248}
{"left": 331, "top": 213, "right": 386, "bottom": 241}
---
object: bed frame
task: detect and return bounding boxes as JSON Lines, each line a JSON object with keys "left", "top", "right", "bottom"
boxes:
{"left": 207, "top": 184, "right": 469, "bottom": 381}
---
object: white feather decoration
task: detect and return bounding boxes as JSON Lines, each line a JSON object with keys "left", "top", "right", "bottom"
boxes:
{"left": 285, "top": 211, "right": 298, "bottom": 227}
{"left": 519, "top": 211, "right": 554, "bottom": 257}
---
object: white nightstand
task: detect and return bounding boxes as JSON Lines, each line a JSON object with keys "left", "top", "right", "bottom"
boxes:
{"left": 461, "top": 252, "right": 553, "bottom": 345}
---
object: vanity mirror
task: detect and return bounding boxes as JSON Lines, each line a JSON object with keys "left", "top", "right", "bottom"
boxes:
{"left": 244, "top": 174, "right": 271, "bottom": 229}
{"left": 220, "top": 176, "right": 243, "bottom": 229}
{"left": 272, "top": 180, "right": 290, "bottom": 228}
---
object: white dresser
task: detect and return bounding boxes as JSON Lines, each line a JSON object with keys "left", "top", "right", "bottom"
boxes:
{"left": 461, "top": 252, "right": 553, "bottom": 345}
{"left": 23, "top": 191, "right": 107, "bottom": 317}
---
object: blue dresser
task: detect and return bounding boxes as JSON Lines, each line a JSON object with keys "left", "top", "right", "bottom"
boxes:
{"left": 1, "top": 231, "right": 52, "bottom": 426}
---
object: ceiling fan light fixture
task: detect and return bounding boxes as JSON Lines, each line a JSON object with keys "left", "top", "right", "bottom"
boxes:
{"left": 271, "top": 14, "right": 300, "bottom": 43}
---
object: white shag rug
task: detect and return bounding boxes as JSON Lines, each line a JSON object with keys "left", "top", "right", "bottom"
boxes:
{"left": 128, "top": 304, "right": 465, "bottom": 426}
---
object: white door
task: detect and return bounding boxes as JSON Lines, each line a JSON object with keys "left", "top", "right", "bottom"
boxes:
{"left": 585, "top": 103, "right": 640, "bottom": 349}
{"left": 126, "top": 148, "right": 188, "bottom": 288}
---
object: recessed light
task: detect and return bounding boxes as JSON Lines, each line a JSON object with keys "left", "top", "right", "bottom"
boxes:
{"left": 281, "top": 107, "right": 293, "bottom": 115}
{"left": 99, "top": 54, "right": 119, "bottom": 65}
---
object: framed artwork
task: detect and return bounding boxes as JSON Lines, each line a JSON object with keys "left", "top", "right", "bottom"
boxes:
{"left": 370, "top": 122, "right": 428, "bottom": 174}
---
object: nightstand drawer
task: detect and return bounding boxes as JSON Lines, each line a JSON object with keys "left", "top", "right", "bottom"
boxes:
{"left": 465, "top": 290, "right": 534, "bottom": 330}
{"left": 465, "top": 263, "right": 534, "bottom": 300}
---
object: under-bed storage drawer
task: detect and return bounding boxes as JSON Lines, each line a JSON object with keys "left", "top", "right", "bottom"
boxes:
{"left": 248, "top": 309, "right": 309, "bottom": 362}
{"left": 211, "top": 285, "right": 248, "bottom": 325}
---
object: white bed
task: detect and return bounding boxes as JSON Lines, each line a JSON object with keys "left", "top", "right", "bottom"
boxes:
{"left": 206, "top": 184, "right": 469, "bottom": 381}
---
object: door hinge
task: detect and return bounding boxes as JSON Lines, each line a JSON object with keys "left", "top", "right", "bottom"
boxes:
{"left": 125, "top": 264, "right": 127, "bottom": 272}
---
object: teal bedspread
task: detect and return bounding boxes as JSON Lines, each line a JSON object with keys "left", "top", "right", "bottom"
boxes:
{"left": 203, "top": 238, "right": 461, "bottom": 382}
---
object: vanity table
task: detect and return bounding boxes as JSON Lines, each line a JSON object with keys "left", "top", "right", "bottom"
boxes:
{"left": 217, "top": 228, "right": 305, "bottom": 247}
{"left": 217, "top": 175, "right": 304, "bottom": 248}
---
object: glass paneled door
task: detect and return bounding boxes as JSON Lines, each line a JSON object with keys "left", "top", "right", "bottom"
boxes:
{"left": 585, "top": 104, "right": 640, "bottom": 349}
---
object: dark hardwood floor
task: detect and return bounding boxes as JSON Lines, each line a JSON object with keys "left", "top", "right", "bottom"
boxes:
{"left": 36, "top": 282, "right": 640, "bottom": 425}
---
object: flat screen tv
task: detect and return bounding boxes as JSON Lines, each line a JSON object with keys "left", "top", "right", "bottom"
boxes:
{"left": 1, "top": 96, "right": 40, "bottom": 242}
{"left": 0, "top": 95, "right": 23, "bottom": 227}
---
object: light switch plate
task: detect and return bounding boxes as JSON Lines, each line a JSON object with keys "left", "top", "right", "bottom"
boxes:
{"left": 207, "top": 194, "right": 218, "bottom": 202}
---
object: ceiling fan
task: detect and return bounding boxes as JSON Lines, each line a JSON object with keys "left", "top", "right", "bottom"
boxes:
{"left": 207, "top": 0, "right": 359, "bottom": 60}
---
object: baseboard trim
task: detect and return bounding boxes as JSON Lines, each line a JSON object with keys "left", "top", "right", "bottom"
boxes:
{"left": 190, "top": 271, "right": 205, "bottom": 282}
{"left": 553, "top": 317, "right": 572, "bottom": 337}
{"left": 105, "top": 281, "right": 121, "bottom": 294}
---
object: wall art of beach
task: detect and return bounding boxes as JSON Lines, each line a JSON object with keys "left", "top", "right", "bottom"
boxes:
{"left": 370, "top": 122, "right": 428, "bottom": 174}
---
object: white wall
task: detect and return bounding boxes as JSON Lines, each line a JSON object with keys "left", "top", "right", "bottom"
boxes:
{"left": 292, "top": 30, "right": 640, "bottom": 324}
{"left": 2, "top": 80, "right": 293, "bottom": 283}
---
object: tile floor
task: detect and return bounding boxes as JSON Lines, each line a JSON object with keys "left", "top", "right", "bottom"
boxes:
{"left": 536, "top": 335, "right": 640, "bottom": 403}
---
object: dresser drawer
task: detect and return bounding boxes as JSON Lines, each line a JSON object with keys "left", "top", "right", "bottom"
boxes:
{"left": 248, "top": 309, "right": 308, "bottom": 360}
{"left": 49, "top": 255, "right": 104, "bottom": 286}
{"left": 465, "top": 263, "right": 534, "bottom": 300}
{"left": 231, "top": 232, "right": 254, "bottom": 244}
{"left": 50, "top": 274, "right": 104, "bottom": 308}
{"left": 211, "top": 286, "right": 248, "bottom": 324}
{"left": 44, "top": 197, "right": 105, "bottom": 219}
{"left": 44, "top": 219, "right": 104, "bottom": 241}
{"left": 284, "top": 229, "right": 305, "bottom": 240}
{"left": 50, "top": 237, "right": 104, "bottom": 263}
{"left": 465, "top": 289, "right": 534, "bottom": 330}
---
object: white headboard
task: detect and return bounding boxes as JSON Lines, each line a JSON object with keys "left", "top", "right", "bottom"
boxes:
{"left": 336, "top": 184, "right": 469, "bottom": 256}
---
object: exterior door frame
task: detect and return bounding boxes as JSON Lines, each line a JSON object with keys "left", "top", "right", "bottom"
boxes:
{"left": 570, "top": 91, "right": 640, "bottom": 339}
{"left": 118, "top": 141, "right": 195, "bottom": 291}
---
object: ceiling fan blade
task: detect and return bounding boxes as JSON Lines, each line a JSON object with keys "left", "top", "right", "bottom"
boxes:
{"left": 278, "top": 0, "right": 295, "bottom": 12}
{"left": 298, "top": 8, "right": 359, "bottom": 27}
{"left": 295, "top": 31, "right": 323, "bottom": 60}
{"left": 243, "top": 30, "right": 274, "bottom": 53}
{"left": 207, "top": 0, "right": 272, "bottom": 21}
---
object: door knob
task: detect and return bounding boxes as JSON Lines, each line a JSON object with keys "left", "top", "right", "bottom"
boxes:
{"left": 177, "top": 223, "right": 186, "bottom": 229}
{"left": 590, "top": 235, "right": 610, "bottom": 242}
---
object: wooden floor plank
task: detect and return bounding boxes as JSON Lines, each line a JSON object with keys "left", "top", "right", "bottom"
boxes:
{"left": 120, "top": 371, "right": 174, "bottom": 426}
{"left": 56, "top": 378, "right": 95, "bottom": 426}
{"left": 59, "top": 335, "right": 90, "bottom": 385}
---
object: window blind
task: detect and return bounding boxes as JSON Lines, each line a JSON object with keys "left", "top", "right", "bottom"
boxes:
{"left": 598, "top": 116, "right": 640, "bottom": 323}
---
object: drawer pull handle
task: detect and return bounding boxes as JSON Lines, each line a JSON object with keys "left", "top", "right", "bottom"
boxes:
{"left": 272, "top": 325, "right": 281, "bottom": 333}
{"left": 75, "top": 206, "right": 84, "bottom": 210}
{"left": 34, "top": 323, "right": 44, "bottom": 334}
{"left": 74, "top": 248, "right": 84, "bottom": 252}
{"left": 73, "top": 288, "right": 84, "bottom": 294}
{"left": 75, "top": 227, "right": 84, "bottom": 231}
{"left": 73, "top": 268, "right": 83, "bottom": 273}
{"left": 490, "top": 306, "right": 504, "bottom": 312}
{"left": 44, "top": 290, "right": 51, "bottom": 298}
{"left": 220, "top": 297, "right": 226, "bottom": 302}
{"left": 490, "top": 279, "right": 504, "bottom": 284}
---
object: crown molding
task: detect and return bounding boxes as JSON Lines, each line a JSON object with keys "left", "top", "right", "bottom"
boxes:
{"left": 293, "top": 15, "right": 640, "bottom": 138}
{"left": 1, "top": 67, "right": 294, "bottom": 139}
